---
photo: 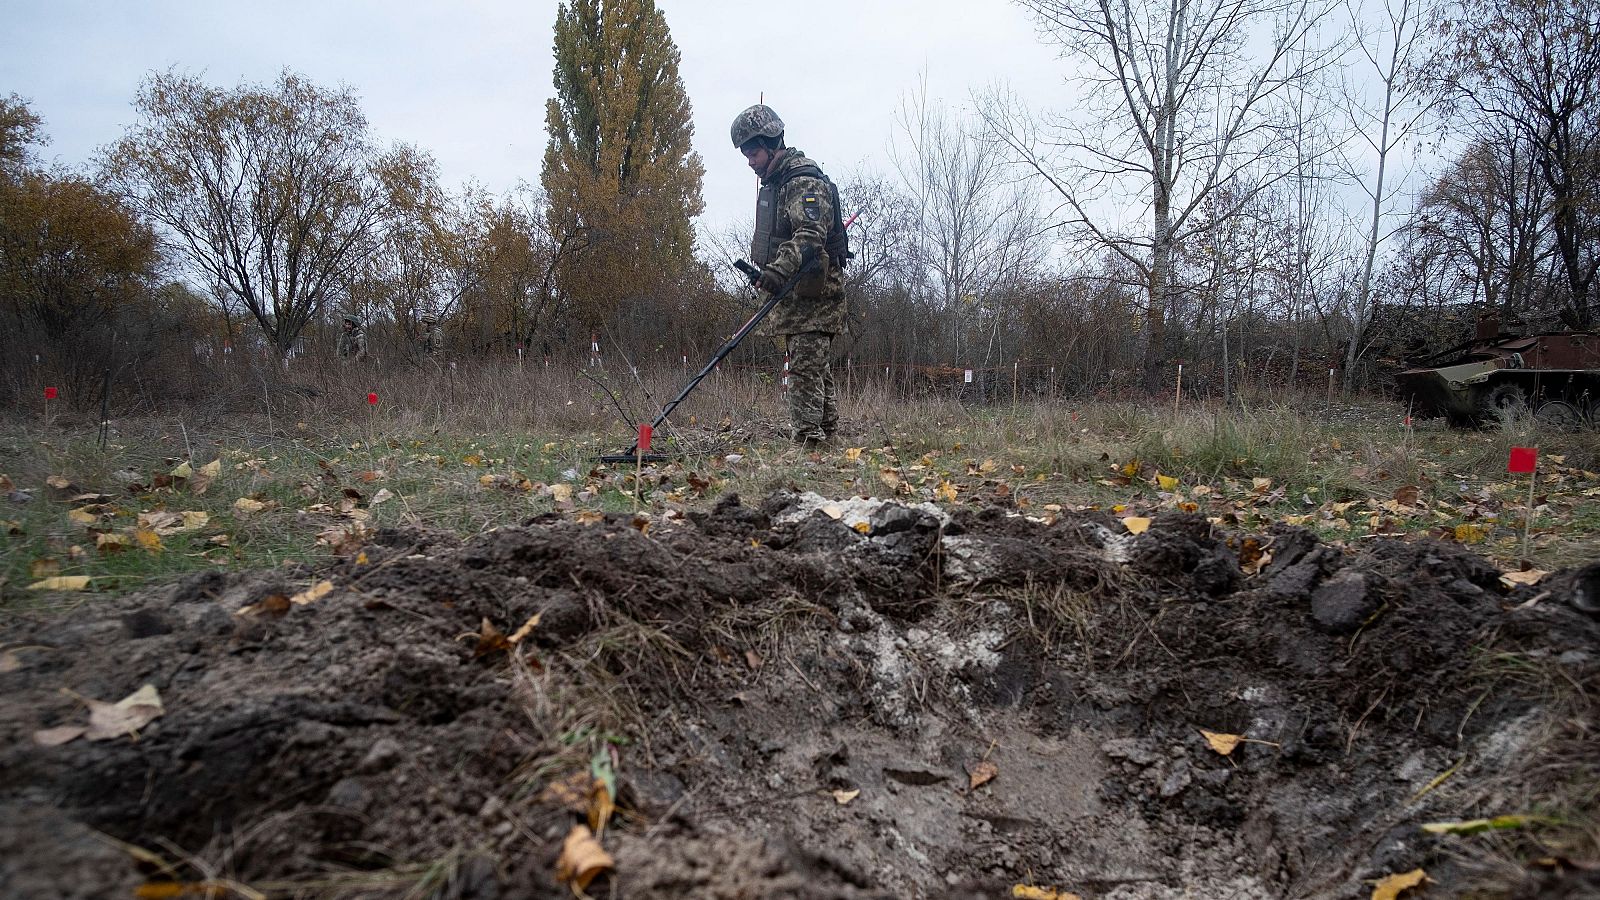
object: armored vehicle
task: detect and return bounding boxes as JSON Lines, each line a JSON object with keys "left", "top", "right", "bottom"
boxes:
{"left": 1396, "top": 327, "right": 1600, "bottom": 427}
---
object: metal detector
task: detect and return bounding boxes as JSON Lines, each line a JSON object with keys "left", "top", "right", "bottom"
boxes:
{"left": 597, "top": 248, "right": 820, "bottom": 463}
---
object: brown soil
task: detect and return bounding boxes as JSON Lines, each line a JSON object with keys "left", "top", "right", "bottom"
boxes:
{"left": 2, "top": 490, "right": 1597, "bottom": 899}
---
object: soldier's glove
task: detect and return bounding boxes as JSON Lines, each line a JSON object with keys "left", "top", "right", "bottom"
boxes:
{"left": 758, "top": 268, "right": 784, "bottom": 294}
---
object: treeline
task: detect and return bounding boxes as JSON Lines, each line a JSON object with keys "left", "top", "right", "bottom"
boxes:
{"left": 2, "top": 0, "right": 1597, "bottom": 411}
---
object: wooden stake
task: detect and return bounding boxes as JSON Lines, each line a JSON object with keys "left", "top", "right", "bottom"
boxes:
{"left": 1523, "top": 459, "right": 1537, "bottom": 560}
{"left": 1174, "top": 364, "right": 1183, "bottom": 418}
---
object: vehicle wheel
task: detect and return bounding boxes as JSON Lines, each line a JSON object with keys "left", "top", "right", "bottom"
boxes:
{"left": 1478, "top": 382, "right": 1529, "bottom": 423}
{"left": 1535, "top": 400, "right": 1585, "bottom": 431}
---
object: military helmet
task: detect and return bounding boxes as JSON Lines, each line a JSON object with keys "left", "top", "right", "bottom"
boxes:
{"left": 341, "top": 314, "right": 359, "bottom": 326}
{"left": 730, "top": 104, "right": 784, "bottom": 149}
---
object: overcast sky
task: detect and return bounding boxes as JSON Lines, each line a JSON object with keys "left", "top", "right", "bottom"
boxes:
{"left": 1, "top": 0, "right": 1071, "bottom": 240}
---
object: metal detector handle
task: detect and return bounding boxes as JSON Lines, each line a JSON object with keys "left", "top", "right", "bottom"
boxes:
{"left": 611, "top": 248, "right": 820, "bottom": 458}
{"left": 734, "top": 258, "right": 762, "bottom": 285}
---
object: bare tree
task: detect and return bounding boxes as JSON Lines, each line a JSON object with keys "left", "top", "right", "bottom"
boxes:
{"left": 1338, "top": 0, "right": 1437, "bottom": 386}
{"left": 890, "top": 74, "right": 1046, "bottom": 368}
{"left": 104, "top": 70, "right": 416, "bottom": 355}
{"left": 993, "top": 0, "right": 1339, "bottom": 388}
{"left": 1439, "top": 0, "right": 1600, "bottom": 326}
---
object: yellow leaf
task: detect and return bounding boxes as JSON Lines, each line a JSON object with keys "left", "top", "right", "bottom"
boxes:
{"left": 170, "top": 461, "right": 193, "bottom": 479}
{"left": 478, "top": 474, "right": 496, "bottom": 487}
{"left": 97, "top": 532, "right": 130, "bottom": 553}
{"left": 1012, "top": 887, "right": 1083, "bottom": 900}
{"left": 550, "top": 483, "right": 574, "bottom": 503}
{"left": 462, "top": 454, "right": 482, "bottom": 467}
{"left": 832, "top": 788, "right": 861, "bottom": 805}
{"left": 853, "top": 521, "right": 871, "bottom": 534}
{"left": 979, "top": 458, "right": 998, "bottom": 474}
{"left": 68, "top": 508, "right": 98, "bottom": 526}
{"left": 1122, "top": 516, "right": 1152, "bottom": 535}
{"left": 1156, "top": 474, "right": 1179, "bottom": 491}
{"left": 843, "top": 447, "right": 864, "bottom": 461}
{"left": 1420, "top": 815, "right": 1546, "bottom": 835}
{"left": 588, "top": 778, "right": 615, "bottom": 834}
{"left": 290, "top": 580, "right": 335, "bottom": 605}
{"left": 1370, "top": 868, "right": 1428, "bottom": 900}
{"left": 46, "top": 474, "right": 72, "bottom": 490}
{"left": 555, "top": 824, "right": 614, "bottom": 891}
{"left": 574, "top": 509, "right": 605, "bottom": 525}
{"left": 1252, "top": 477, "right": 1272, "bottom": 491}
{"left": 233, "top": 497, "right": 266, "bottom": 514}
{"left": 1120, "top": 459, "right": 1141, "bottom": 477}
{"left": 936, "top": 480, "right": 959, "bottom": 503}
{"left": 27, "top": 575, "right": 92, "bottom": 591}
{"left": 1200, "top": 729, "right": 1244, "bottom": 756}
{"left": 133, "top": 528, "right": 163, "bottom": 552}
{"left": 1454, "top": 523, "right": 1489, "bottom": 544}
{"left": 199, "top": 459, "right": 222, "bottom": 477}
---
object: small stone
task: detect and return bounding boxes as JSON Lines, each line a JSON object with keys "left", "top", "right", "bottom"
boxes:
{"left": 358, "top": 737, "right": 404, "bottom": 774}
{"left": 121, "top": 608, "right": 174, "bottom": 640}
{"left": 1159, "top": 758, "right": 1193, "bottom": 798}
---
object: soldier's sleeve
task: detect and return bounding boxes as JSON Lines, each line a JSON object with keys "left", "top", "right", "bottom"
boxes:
{"left": 765, "top": 175, "right": 833, "bottom": 282}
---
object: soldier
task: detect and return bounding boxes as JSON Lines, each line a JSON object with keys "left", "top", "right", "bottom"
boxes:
{"left": 420, "top": 313, "right": 445, "bottom": 356}
{"left": 336, "top": 314, "right": 367, "bottom": 362}
{"left": 731, "top": 103, "right": 849, "bottom": 445}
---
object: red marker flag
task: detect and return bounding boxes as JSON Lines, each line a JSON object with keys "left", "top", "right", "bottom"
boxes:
{"left": 1507, "top": 446, "right": 1537, "bottom": 473}
{"left": 43, "top": 386, "right": 58, "bottom": 400}
{"left": 637, "top": 424, "right": 653, "bottom": 452}
{"left": 366, "top": 392, "right": 379, "bottom": 405}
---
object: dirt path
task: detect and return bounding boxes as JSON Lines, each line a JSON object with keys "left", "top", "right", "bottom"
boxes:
{"left": 3, "top": 490, "right": 1596, "bottom": 898}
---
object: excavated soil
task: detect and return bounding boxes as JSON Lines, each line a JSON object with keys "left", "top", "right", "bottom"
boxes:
{"left": 2, "top": 490, "right": 1598, "bottom": 899}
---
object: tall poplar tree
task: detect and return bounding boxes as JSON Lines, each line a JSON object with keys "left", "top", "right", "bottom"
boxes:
{"left": 542, "top": 0, "right": 704, "bottom": 329}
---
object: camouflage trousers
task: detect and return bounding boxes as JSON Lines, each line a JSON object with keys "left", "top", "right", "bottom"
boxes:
{"left": 786, "top": 331, "right": 837, "bottom": 443}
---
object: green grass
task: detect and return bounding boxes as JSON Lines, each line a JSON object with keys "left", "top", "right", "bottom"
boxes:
{"left": 6, "top": 384, "right": 1600, "bottom": 607}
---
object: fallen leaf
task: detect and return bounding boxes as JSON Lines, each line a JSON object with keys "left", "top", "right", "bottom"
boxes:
{"left": 1500, "top": 569, "right": 1548, "bottom": 587}
{"left": 1012, "top": 887, "right": 1083, "bottom": 900}
{"left": 235, "top": 594, "right": 290, "bottom": 618}
{"left": 471, "top": 617, "right": 512, "bottom": 657}
{"left": 821, "top": 503, "right": 844, "bottom": 519}
{"left": 555, "top": 824, "right": 614, "bottom": 892}
{"left": 853, "top": 521, "right": 871, "bottom": 534}
{"left": 967, "top": 759, "right": 999, "bottom": 791}
{"left": 1252, "top": 477, "right": 1273, "bottom": 492}
{"left": 843, "top": 447, "right": 864, "bottom": 461}
{"left": 936, "top": 480, "right": 959, "bottom": 503}
{"left": 33, "top": 725, "right": 87, "bottom": 746}
{"left": 46, "top": 475, "right": 72, "bottom": 490}
{"left": 1122, "top": 516, "right": 1152, "bottom": 535}
{"left": 67, "top": 508, "right": 98, "bottom": 526}
{"left": 1420, "top": 815, "right": 1547, "bottom": 835}
{"left": 369, "top": 488, "right": 394, "bottom": 507}
{"left": 508, "top": 612, "right": 542, "bottom": 645}
{"left": 290, "top": 580, "right": 335, "bottom": 605}
{"left": 84, "top": 684, "right": 165, "bottom": 741}
{"left": 199, "top": 459, "right": 222, "bottom": 477}
{"left": 97, "top": 532, "right": 129, "bottom": 554}
{"left": 1370, "top": 868, "right": 1429, "bottom": 900}
{"left": 588, "top": 777, "right": 615, "bottom": 834}
{"left": 1200, "top": 729, "right": 1244, "bottom": 756}
{"left": 30, "top": 558, "right": 60, "bottom": 579}
{"left": 133, "top": 528, "right": 163, "bottom": 552}
{"left": 1454, "top": 523, "right": 1489, "bottom": 544}
{"left": 574, "top": 509, "right": 605, "bottom": 525}
{"left": 181, "top": 511, "right": 208, "bottom": 529}
{"left": 170, "top": 461, "right": 193, "bottom": 479}
{"left": 1392, "top": 485, "right": 1420, "bottom": 507}
{"left": 550, "top": 483, "right": 574, "bottom": 504}
{"left": 832, "top": 788, "right": 861, "bottom": 805}
{"left": 232, "top": 497, "right": 266, "bottom": 514}
{"left": 1156, "top": 474, "right": 1179, "bottom": 491}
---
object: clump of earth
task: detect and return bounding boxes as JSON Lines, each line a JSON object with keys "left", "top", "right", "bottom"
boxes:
{"left": 2, "top": 489, "right": 1597, "bottom": 898}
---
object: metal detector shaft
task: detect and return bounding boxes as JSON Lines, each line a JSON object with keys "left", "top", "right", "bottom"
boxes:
{"left": 605, "top": 248, "right": 819, "bottom": 460}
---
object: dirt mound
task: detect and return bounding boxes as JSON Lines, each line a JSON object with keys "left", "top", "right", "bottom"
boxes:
{"left": 2, "top": 491, "right": 1596, "bottom": 898}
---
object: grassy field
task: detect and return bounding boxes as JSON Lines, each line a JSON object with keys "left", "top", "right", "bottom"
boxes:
{"left": 5, "top": 365, "right": 1599, "bottom": 606}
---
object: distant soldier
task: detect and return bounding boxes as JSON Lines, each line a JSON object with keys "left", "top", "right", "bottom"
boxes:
{"left": 336, "top": 314, "right": 367, "bottom": 362}
{"left": 420, "top": 313, "right": 445, "bottom": 356}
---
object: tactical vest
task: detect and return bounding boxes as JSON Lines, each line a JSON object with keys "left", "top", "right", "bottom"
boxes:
{"left": 751, "top": 157, "right": 850, "bottom": 269}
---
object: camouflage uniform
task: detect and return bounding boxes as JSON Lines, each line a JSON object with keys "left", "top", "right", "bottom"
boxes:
{"left": 751, "top": 148, "right": 846, "bottom": 443}
{"left": 421, "top": 317, "right": 444, "bottom": 356}
{"left": 336, "top": 319, "right": 366, "bottom": 362}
